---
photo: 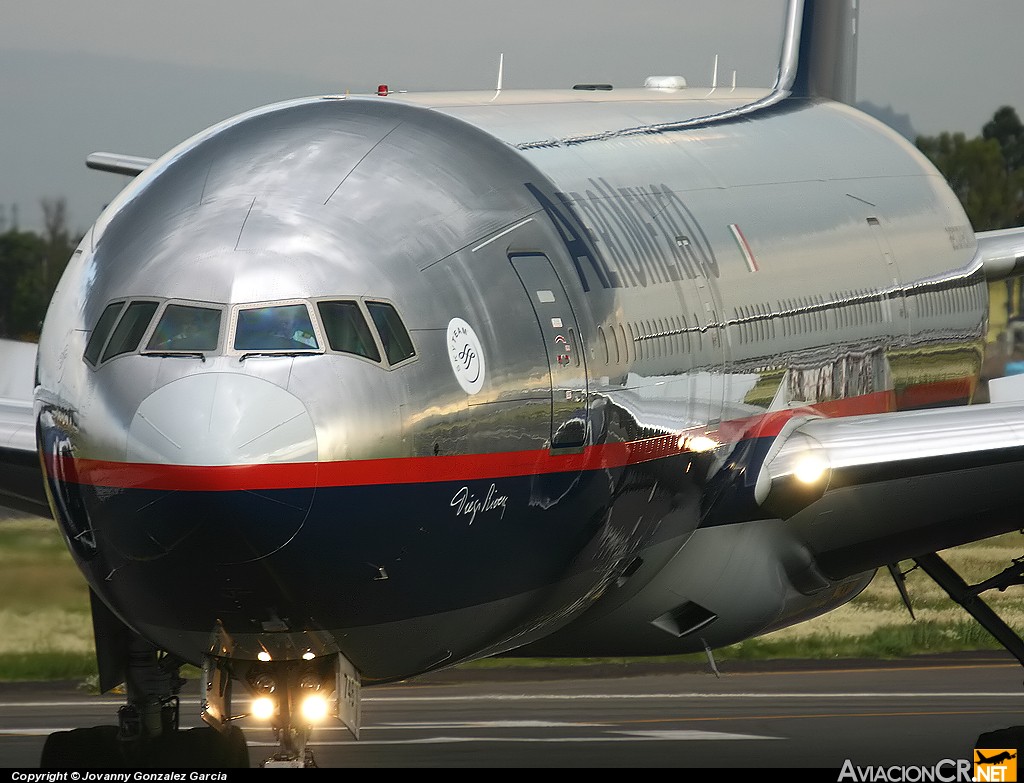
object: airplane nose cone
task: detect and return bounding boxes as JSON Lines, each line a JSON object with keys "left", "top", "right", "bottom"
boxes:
{"left": 128, "top": 373, "right": 317, "bottom": 465}
{"left": 105, "top": 373, "right": 318, "bottom": 565}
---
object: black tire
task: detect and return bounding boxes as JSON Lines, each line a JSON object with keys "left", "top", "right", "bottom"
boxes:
{"left": 40, "top": 726, "right": 122, "bottom": 768}
{"left": 149, "top": 725, "right": 250, "bottom": 768}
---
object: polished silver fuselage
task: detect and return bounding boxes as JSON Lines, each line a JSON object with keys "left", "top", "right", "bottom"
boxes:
{"left": 36, "top": 88, "right": 985, "bottom": 679}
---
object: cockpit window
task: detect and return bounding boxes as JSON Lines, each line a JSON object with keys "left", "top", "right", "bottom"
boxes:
{"left": 84, "top": 301, "right": 125, "bottom": 366}
{"left": 83, "top": 295, "right": 414, "bottom": 367}
{"left": 234, "top": 304, "right": 320, "bottom": 352}
{"left": 146, "top": 304, "right": 221, "bottom": 353}
{"left": 101, "top": 301, "right": 159, "bottom": 362}
{"left": 366, "top": 301, "right": 415, "bottom": 365}
{"left": 317, "top": 301, "right": 381, "bottom": 362}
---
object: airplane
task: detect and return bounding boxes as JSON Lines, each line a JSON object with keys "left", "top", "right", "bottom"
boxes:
{"left": 3, "top": 0, "right": 1024, "bottom": 768}
{"left": 977, "top": 751, "right": 1017, "bottom": 765}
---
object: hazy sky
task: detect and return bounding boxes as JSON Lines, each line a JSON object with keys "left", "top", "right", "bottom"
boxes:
{"left": 2, "top": 0, "right": 1023, "bottom": 232}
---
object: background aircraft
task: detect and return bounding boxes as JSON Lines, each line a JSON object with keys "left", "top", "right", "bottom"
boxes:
{"left": 3, "top": 0, "right": 1024, "bottom": 769}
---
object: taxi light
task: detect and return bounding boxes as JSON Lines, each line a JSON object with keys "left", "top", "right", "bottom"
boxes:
{"left": 302, "top": 651, "right": 315, "bottom": 661}
{"left": 252, "top": 674, "right": 276, "bottom": 694}
{"left": 252, "top": 696, "right": 276, "bottom": 721}
{"left": 257, "top": 651, "right": 272, "bottom": 662}
{"left": 300, "top": 694, "right": 330, "bottom": 723}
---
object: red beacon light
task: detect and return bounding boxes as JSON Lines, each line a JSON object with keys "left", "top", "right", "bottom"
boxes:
{"left": 377, "top": 84, "right": 389, "bottom": 96}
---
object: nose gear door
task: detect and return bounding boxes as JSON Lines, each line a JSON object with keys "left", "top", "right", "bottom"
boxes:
{"left": 510, "top": 253, "right": 589, "bottom": 451}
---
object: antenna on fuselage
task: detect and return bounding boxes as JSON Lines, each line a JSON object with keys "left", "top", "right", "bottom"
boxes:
{"left": 712, "top": 54, "right": 719, "bottom": 89}
{"left": 496, "top": 52, "right": 505, "bottom": 91}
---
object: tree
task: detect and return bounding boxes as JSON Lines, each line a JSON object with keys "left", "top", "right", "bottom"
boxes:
{"left": 0, "top": 197, "right": 78, "bottom": 340}
{"left": 0, "top": 229, "right": 48, "bottom": 339}
{"left": 916, "top": 131, "right": 1023, "bottom": 230}
{"left": 917, "top": 108, "right": 1024, "bottom": 342}
{"left": 983, "top": 106, "right": 1024, "bottom": 173}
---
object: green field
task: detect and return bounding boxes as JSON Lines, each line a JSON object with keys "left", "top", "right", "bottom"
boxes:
{"left": 1, "top": 516, "right": 1021, "bottom": 681}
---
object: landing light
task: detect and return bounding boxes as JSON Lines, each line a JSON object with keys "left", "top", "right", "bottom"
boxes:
{"left": 257, "top": 651, "right": 272, "bottom": 662}
{"left": 302, "top": 651, "right": 315, "bottom": 661}
{"left": 300, "top": 694, "right": 330, "bottom": 723}
{"left": 793, "top": 455, "right": 829, "bottom": 485}
{"left": 252, "top": 696, "right": 276, "bottom": 721}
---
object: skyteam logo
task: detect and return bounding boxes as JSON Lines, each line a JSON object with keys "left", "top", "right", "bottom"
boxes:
{"left": 447, "top": 318, "right": 485, "bottom": 395}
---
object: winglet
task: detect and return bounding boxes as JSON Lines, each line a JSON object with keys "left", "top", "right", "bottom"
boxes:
{"left": 86, "top": 152, "right": 155, "bottom": 177}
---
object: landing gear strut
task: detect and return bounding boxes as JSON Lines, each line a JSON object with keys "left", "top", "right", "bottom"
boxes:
{"left": 40, "top": 636, "right": 249, "bottom": 768}
{"left": 913, "top": 550, "right": 1024, "bottom": 754}
{"left": 914, "top": 552, "right": 1024, "bottom": 665}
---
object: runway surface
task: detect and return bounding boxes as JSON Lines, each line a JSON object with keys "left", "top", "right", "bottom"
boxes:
{"left": 2, "top": 653, "right": 1024, "bottom": 769}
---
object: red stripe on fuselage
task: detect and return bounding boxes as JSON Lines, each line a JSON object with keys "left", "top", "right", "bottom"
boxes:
{"left": 43, "top": 382, "right": 971, "bottom": 493}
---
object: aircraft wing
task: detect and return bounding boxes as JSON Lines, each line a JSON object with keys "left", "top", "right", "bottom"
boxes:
{"left": 0, "top": 339, "right": 48, "bottom": 518}
{"left": 85, "top": 152, "right": 155, "bottom": 177}
{"left": 978, "top": 227, "right": 1024, "bottom": 281}
{"left": 754, "top": 401, "right": 1024, "bottom": 581}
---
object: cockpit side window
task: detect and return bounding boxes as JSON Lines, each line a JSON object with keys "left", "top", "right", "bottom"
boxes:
{"left": 366, "top": 301, "right": 415, "bottom": 365}
{"left": 84, "top": 301, "right": 125, "bottom": 366}
{"left": 234, "top": 304, "right": 320, "bottom": 352}
{"left": 101, "top": 301, "right": 159, "bottom": 362}
{"left": 146, "top": 304, "right": 222, "bottom": 353}
{"left": 316, "top": 301, "right": 381, "bottom": 362}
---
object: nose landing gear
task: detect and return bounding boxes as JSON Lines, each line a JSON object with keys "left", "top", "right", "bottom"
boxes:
{"left": 202, "top": 649, "right": 361, "bottom": 769}
{"left": 39, "top": 595, "right": 362, "bottom": 769}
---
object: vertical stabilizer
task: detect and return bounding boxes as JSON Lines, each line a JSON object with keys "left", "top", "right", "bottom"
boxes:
{"left": 790, "top": 0, "right": 859, "bottom": 104}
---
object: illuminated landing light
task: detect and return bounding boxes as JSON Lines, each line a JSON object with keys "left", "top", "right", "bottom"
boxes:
{"left": 793, "top": 455, "right": 830, "bottom": 485}
{"left": 679, "top": 434, "right": 720, "bottom": 453}
{"left": 257, "top": 651, "right": 272, "bottom": 662}
{"left": 252, "top": 697, "right": 276, "bottom": 721}
{"left": 300, "top": 694, "right": 330, "bottom": 723}
{"left": 302, "top": 651, "right": 315, "bottom": 661}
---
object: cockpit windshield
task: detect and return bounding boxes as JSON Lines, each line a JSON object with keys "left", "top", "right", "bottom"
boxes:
{"left": 86, "top": 295, "right": 413, "bottom": 366}
{"left": 317, "top": 300, "right": 380, "bottom": 362}
{"left": 146, "top": 304, "right": 222, "bottom": 352}
{"left": 234, "top": 304, "right": 320, "bottom": 352}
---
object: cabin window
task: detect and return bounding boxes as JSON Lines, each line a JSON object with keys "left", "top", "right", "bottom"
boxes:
{"left": 84, "top": 302, "right": 125, "bottom": 366}
{"left": 101, "top": 301, "right": 159, "bottom": 362}
{"left": 146, "top": 304, "right": 221, "bottom": 353}
{"left": 234, "top": 304, "right": 319, "bottom": 351}
{"left": 317, "top": 300, "right": 381, "bottom": 362}
{"left": 366, "top": 301, "right": 415, "bottom": 365}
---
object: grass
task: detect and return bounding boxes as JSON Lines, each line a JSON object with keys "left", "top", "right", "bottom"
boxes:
{"left": 1, "top": 516, "right": 1022, "bottom": 682}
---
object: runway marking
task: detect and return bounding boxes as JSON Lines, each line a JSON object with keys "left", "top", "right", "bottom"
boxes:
{"left": 613, "top": 730, "right": 779, "bottom": 741}
{"left": 375, "top": 720, "right": 606, "bottom": 729}
{"left": 0, "top": 692, "right": 1019, "bottom": 709}
{"left": 359, "top": 692, "right": 1024, "bottom": 702}
{"left": 622, "top": 708, "right": 1024, "bottom": 724}
{"left": 9, "top": 706, "right": 1022, "bottom": 740}
{"left": 245, "top": 729, "right": 781, "bottom": 747}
